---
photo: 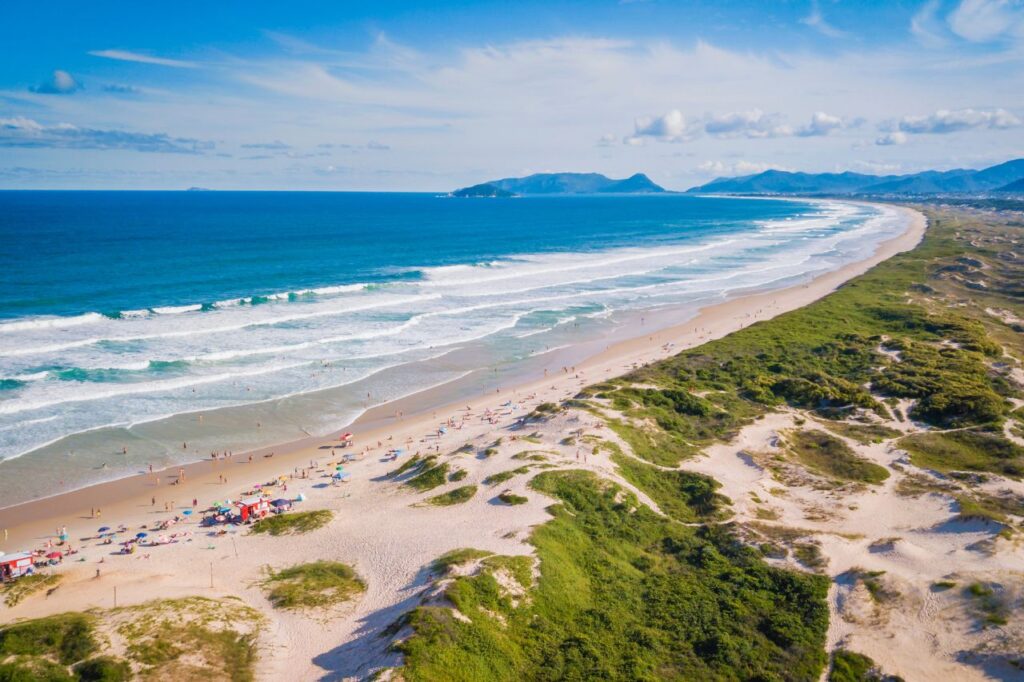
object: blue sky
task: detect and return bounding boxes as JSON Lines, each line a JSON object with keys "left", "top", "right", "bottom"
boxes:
{"left": 2, "top": 0, "right": 1023, "bottom": 190}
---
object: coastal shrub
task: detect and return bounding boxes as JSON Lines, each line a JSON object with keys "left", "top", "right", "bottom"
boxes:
{"left": 483, "top": 467, "right": 531, "bottom": 486}
{"left": 406, "top": 462, "right": 451, "bottom": 491}
{"left": 427, "top": 485, "right": 477, "bottom": 506}
{"left": 72, "top": 656, "right": 131, "bottom": 682}
{"left": 610, "top": 452, "right": 729, "bottom": 522}
{"left": 249, "top": 509, "right": 333, "bottom": 536}
{"left": 396, "top": 471, "right": 829, "bottom": 681}
{"left": 899, "top": 430, "right": 1024, "bottom": 479}
{"left": 261, "top": 561, "right": 365, "bottom": 609}
{"left": 449, "top": 469, "right": 468, "bottom": 482}
{"left": 829, "top": 649, "right": 902, "bottom": 681}
{"left": 1, "top": 573, "right": 61, "bottom": 607}
{"left": 431, "top": 548, "right": 493, "bottom": 574}
{"left": 0, "top": 613, "right": 97, "bottom": 665}
{"left": 784, "top": 430, "right": 890, "bottom": 485}
{"left": 497, "top": 492, "right": 527, "bottom": 505}
{"left": 822, "top": 422, "right": 901, "bottom": 445}
{"left": 0, "top": 658, "right": 74, "bottom": 682}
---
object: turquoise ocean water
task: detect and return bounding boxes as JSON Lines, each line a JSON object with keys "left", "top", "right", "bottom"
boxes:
{"left": 0, "top": 192, "right": 907, "bottom": 505}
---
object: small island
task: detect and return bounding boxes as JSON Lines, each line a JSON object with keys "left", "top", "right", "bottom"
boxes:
{"left": 451, "top": 182, "right": 516, "bottom": 198}
{"left": 451, "top": 171, "right": 665, "bottom": 196}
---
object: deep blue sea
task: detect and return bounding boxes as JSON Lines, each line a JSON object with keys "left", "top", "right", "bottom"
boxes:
{"left": 0, "top": 191, "right": 907, "bottom": 505}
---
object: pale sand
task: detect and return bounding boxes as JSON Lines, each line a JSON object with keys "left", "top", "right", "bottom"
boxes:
{"left": 0, "top": 204, "right": 934, "bottom": 679}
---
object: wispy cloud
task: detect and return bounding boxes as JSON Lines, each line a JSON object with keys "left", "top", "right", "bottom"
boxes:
{"left": 241, "top": 140, "right": 291, "bottom": 150}
{"left": 892, "top": 107, "right": 1021, "bottom": 133}
{"left": 800, "top": 1, "right": 847, "bottom": 38}
{"left": 29, "top": 70, "right": 80, "bottom": 94}
{"left": 89, "top": 49, "right": 198, "bottom": 68}
{"left": 948, "top": 0, "right": 1024, "bottom": 42}
{"left": 875, "top": 131, "right": 908, "bottom": 145}
{"left": 698, "top": 160, "right": 790, "bottom": 176}
{"left": 0, "top": 116, "right": 213, "bottom": 153}
{"left": 911, "top": 0, "right": 949, "bottom": 47}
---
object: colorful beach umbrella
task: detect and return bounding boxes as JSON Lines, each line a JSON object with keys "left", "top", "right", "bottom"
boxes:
{"left": 46, "top": 551, "right": 62, "bottom": 559}
{"left": 136, "top": 532, "right": 148, "bottom": 538}
{"left": 97, "top": 526, "right": 110, "bottom": 532}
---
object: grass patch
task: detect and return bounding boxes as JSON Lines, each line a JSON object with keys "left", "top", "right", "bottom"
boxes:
{"left": 900, "top": 429, "right": 1024, "bottom": 479}
{"left": 822, "top": 422, "right": 902, "bottom": 445}
{"left": 784, "top": 430, "right": 890, "bottom": 485}
{"left": 431, "top": 548, "right": 494, "bottom": 574}
{"left": 932, "top": 580, "right": 957, "bottom": 591}
{"left": 511, "top": 451, "right": 550, "bottom": 461}
{"left": 0, "top": 613, "right": 97, "bottom": 665}
{"left": 829, "top": 648, "right": 901, "bottom": 681}
{"left": 1, "top": 573, "right": 61, "bottom": 607}
{"left": 449, "top": 469, "right": 468, "bottom": 482}
{"left": 427, "top": 485, "right": 478, "bottom": 506}
{"left": 249, "top": 509, "right": 333, "bottom": 536}
{"left": 610, "top": 452, "right": 730, "bottom": 523}
{"left": 483, "top": 467, "right": 532, "bottom": 486}
{"left": 497, "top": 492, "right": 528, "bottom": 506}
{"left": 396, "top": 470, "right": 829, "bottom": 680}
{"left": 388, "top": 454, "right": 430, "bottom": 478}
{"left": 406, "top": 462, "right": 451, "bottom": 491}
{"left": 965, "top": 581, "right": 1009, "bottom": 626}
{"left": 73, "top": 656, "right": 131, "bottom": 681}
{"left": 261, "top": 561, "right": 365, "bottom": 609}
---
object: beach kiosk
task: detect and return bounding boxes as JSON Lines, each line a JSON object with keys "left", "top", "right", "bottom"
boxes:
{"left": 235, "top": 496, "right": 271, "bottom": 522}
{"left": 0, "top": 552, "right": 35, "bottom": 580}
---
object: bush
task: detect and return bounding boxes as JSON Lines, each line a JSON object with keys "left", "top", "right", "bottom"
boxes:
{"left": 249, "top": 510, "right": 333, "bottom": 536}
{"left": 427, "top": 486, "right": 477, "bottom": 506}
{"left": 261, "top": 561, "right": 364, "bottom": 609}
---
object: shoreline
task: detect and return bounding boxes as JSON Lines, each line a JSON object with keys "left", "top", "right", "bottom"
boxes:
{"left": 0, "top": 202, "right": 926, "bottom": 549}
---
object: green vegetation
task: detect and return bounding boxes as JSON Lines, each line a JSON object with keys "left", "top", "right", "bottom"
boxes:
{"left": 483, "top": 467, "right": 531, "bottom": 486}
{"left": 610, "top": 452, "right": 729, "bottom": 523}
{"left": 0, "top": 597, "right": 260, "bottom": 682}
{"left": 932, "top": 580, "right": 957, "bottom": 591}
{"left": 822, "top": 422, "right": 902, "bottom": 445}
{"left": 784, "top": 430, "right": 890, "bottom": 485}
{"left": 397, "top": 471, "right": 829, "bottom": 680}
{"left": 511, "top": 451, "right": 550, "bottom": 461}
{"left": 406, "top": 462, "right": 451, "bottom": 491}
{"left": 72, "top": 656, "right": 130, "bottom": 682}
{"left": 431, "top": 548, "right": 494, "bottom": 574}
{"left": 449, "top": 469, "right": 468, "bottom": 482}
{"left": 965, "top": 582, "right": 1009, "bottom": 626}
{"left": 0, "top": 613, "right": 96, "bottom": 665}
{"left": 847, "top": 569, "right": 898, "bottom": 603}
{"left": 830, "top": 649, "right": 903, "bottom": 681}
{"left": 426, "top": 485, "right": 478, "bottom": 506}
{"left": 1, "top": 573, "right": 61, "bottom": 607}
{"left": 497, "top": 492, "right": 527, "bottom": 506}
{"left": 261, "top": 561, "right": 365, "bottom": 609}
{"left": 899, "top": 429, "right": 1024, "bottom": 479}
{"left": 389, "top": 454, "right": 430, "bottom": 478}
{"left": 248, "top": 509, "right": 333, "bottom": 536}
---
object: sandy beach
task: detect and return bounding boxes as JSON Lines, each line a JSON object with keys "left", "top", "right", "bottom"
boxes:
{"left": 0, "top": 203, "right": 929, "bottom": 678}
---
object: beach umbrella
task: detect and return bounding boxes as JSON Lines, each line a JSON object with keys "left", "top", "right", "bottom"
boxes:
{"left": 271, "top": 499, "right": 290, "bottom": 507}
{"left": 46, "top": 551, "right": 62, "bottom": 559}
{"left": 296, "top": 493, "right": 306, "bottom": 502}
{"left": 335, "top": 465, "right": 345, "bottom": 471}
{"left": 97, "top": 526, "right": 110, "bottom": 532}
{"left": 182, "top": 509, "right": 193, "bottom": 516}
{"left": 136, "top": 532, "right": 148, "bottom": 539}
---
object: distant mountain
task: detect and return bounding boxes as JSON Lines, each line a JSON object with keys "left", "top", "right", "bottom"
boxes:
{"left": 998, "top": 177, "right": 1024, "bottom": 193}
{"left": 455, "top": 172, "right": 665, "bottom": 195}
{"left": 687, "top": 158, "right": 1024, "bottom": 196}
{"left": 451, "top": 182, "right": 516, "bottom": 198}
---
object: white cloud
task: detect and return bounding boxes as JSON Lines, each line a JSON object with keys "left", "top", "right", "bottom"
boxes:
{"left": 896, "top": 107, "right": 1021, "bottom": 133}
{"left": 800, "top": 1, "right": 848, "bottom": 38}
{"left": 796, "top": 111, "right": 847, "bottom": 136}
{"left": 30, "top": 70, "right": 80, "bottom": 94}
{"left": 704, "top": 109, "right": 792, "bottom": 138}
{"left": 948, "top": 0, "right": 1024, "bottom": 42}
{"left": 89, "top": 49, "right": 198, "bottom": 68}
{"left": 595, "top": 133, "right": 617, "bottom": 147}
{"left": 875, "top": 131, "right": 908, "bottom": 145}
{"left": 631, "top": 109, "right": 692, "bottom": 142}
{"left": 698, "top": 160, "right": 788, "bottom": 176}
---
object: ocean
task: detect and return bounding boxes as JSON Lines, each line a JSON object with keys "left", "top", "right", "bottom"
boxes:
{"left": 0, "top": 191, "right": 907, "bottom": 506}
